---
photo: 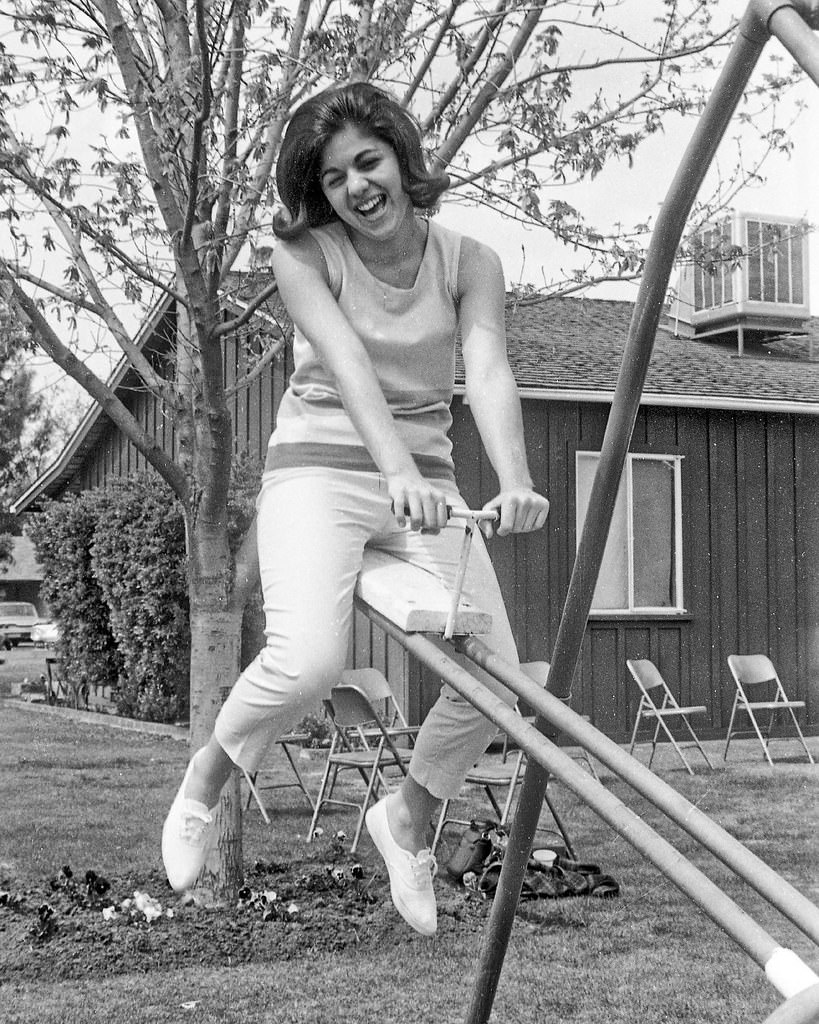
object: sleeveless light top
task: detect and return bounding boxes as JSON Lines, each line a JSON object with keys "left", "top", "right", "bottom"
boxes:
{"left": 265, "top": 218, "right": 462, "bottom": 482}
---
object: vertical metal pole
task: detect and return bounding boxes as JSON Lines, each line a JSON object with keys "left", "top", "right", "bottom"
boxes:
{"left": 464, "top": 12, "right": 773, "bottom": 1023}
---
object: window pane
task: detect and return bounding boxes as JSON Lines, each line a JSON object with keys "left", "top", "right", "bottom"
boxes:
{"left": 577, "top": 454, "right": 629, "bottom": 609}
{"left": 747, "top": 220, "right": 761, "bottom": 301}
{"left": 760, "top": 221, "right": 778, "bottom": 303}
{"left": 791, "top": 230, "right": 804, "bottom": 304}
{"left": 632, "top": 459, "right": 675, "bottom": 607}
{"left": 720, "top": 219, "right": 733, "bottom": 304}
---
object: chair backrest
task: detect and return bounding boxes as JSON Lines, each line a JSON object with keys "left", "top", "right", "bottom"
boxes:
{"left": 627, "top": 658, "right": 667, "bottom": 695}
{"left": 330, "top": 683, "right": 383, "bottom": 729}
{"left": 727, "top": 654, "right": 778, "bottom": 690}
{"left": 340, "top": 667, "right": 408, "bottom": 727}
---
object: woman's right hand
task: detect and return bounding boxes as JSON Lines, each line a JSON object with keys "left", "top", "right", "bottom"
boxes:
{"left": 388, "top": 474, "right": 451, "bottom": 533}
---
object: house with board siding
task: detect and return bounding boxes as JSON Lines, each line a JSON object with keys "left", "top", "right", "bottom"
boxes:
{"left": 13, "top": 288, "right": 819, "bottom": 743}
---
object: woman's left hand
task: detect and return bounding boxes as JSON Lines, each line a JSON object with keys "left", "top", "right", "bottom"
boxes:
{"left": 480, "top": 489, "right": 550, "bottom": 538}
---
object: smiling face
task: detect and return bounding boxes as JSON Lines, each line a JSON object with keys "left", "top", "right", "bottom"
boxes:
{"left": 319, "top": 124, "right": 413, "bottom": 243}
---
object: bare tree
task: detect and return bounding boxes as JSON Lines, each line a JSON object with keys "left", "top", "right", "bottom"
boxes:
{"left": 0, "top": 0, "right": 801, "bottom": 900}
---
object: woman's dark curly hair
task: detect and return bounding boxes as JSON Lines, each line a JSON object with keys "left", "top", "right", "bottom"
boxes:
{"left": 272, "top": 82, "right": 450, "bottom": 240}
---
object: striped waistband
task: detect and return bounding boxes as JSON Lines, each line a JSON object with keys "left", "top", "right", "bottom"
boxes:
{"left": 265, "top": 442, "right": 456, "bottom": 482}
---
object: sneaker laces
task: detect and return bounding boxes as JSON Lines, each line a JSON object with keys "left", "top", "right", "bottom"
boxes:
{"left": 410, "top": 849, "right": 438, "bottom": 885}
{"left": 177, "top": 804, "right": 213, "bottom": 845}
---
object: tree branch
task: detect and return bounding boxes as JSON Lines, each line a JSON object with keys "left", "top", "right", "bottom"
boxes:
{"left": 434, "top": 0, "right": 549, "bottom": 168}
{"left": 219, "top": 0, "right": 313, "bottom": 278}
{"left": 494, "top": 25, "right": 735, "bottom": 100}
{"left": 0, "top": 115, "right": 174, "bottom": 397}
{"left": 351, "top": 0, "right": 375, "bottom": 82}
{"left": 420, "top": 0, "right": 508, "bottom": 134}
{"left": 125, "top": 0, "right": 161, "bottom": 80}
{"left": 9, "top": 266, "right": 104, "bottom": 316}
{"left": 181, "top": 0, "right": 213, "bottom": 250}
{"left": 213, "top": 279, "right": 281, "bottom": 337}
{"left": 96, "top": 0, "right": 186, "bottom": 240}
{"left": 0, "top": 261, "right": 187, "bottom": 500}
{"left": 213, "top": 0, "right": 248, "bottom": 260}
{"left": 0, "top": 135, "right": 185, "bottom": 305}
{"left": 402, "top": 0, "right": 462, "bottom": 108}
{"left": 223, "top": 335, "right": 285, "bottom": 397}
{"left": 446, "top": 67, "right": 665, "bottom": 190}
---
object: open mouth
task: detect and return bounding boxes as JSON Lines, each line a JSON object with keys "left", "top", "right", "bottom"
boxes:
{"left": 355, "top": 194, "right": 387, "bottom": 218}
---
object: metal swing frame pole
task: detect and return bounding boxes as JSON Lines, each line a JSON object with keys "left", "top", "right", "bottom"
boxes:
{"left": 458, "top": 4, "right": 810, "bottom": 1020}
{"left": 361, "top": 604, "right": 819, "bottom": 1009}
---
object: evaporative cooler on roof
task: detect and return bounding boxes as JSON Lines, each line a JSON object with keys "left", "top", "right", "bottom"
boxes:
{"left": 669, "top": 211, "right": 810, "bottom": 352}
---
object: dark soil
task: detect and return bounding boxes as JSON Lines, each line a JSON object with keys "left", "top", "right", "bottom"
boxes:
{"left": 0, "top": 845, "right": 497, "bottom": 984}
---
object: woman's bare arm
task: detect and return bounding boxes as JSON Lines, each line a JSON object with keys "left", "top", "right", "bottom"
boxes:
{"left": 458, "top": 237, "right": 549, "bottom": 537}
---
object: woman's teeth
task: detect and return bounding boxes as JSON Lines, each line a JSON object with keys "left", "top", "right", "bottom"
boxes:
{"left": 357, "top": 195, "right": 385, "bottom": 216}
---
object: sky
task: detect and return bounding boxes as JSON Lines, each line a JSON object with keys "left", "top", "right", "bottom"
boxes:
{"left": 434, "top": 18, "right": 819, "bottom": 312}
{"left": 13, "top": 0, "right": 819, "bottom": 415}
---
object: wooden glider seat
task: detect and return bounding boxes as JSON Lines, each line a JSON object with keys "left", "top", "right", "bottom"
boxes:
{"left": 354, "top": 548, "right": 492, "bottom": 635}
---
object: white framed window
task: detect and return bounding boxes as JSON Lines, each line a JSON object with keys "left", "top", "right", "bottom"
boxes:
{"left": 576, "top": 451, "right": 685, "bottom": 614}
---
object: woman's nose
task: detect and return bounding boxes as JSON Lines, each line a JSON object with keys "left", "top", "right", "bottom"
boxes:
{"left": 347, "top": 170, "right": 368, "bottom": 196}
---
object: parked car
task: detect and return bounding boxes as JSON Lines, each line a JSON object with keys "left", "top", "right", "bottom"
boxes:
{"left": 0, "top": 601, "right": 41, "bottom": 647}
{"left": 31, "top": 620, "right": 60, "bottom": 648}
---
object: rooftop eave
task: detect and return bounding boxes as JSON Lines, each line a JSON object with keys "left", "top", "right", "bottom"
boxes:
{"left": 454, "top": 383, "right": 819, "bottom": 416}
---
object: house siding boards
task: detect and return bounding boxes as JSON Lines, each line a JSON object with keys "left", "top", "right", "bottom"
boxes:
{"left": 19, "top": 294, "right": 819, "bottom": 742}
{"left": 442, "top": 398, "right": 819, "bottom": 741}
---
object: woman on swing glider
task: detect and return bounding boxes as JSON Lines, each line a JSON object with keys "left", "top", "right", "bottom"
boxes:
{"left": 162, "top": 81, "right": 549, "bottom": 937}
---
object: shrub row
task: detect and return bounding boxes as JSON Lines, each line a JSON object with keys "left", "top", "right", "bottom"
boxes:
{"left": 29, "top": 476, "right": 189, "bottom": 722}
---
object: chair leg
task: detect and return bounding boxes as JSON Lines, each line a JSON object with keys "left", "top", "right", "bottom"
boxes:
{"left": 350, "top": 756, "right": 382, "bottom": 855}
{"left": 647, "top": 716, "right": 664, "bottom": 771}
{"left": 628, "top": 701, "right": 645, "bottom": 754}
{"left": 784, "top": 706, "right": 816, "bottom": 765}
{"left": 543, "top": 785, "right": 576, "bottom": 861}
{"left": 242, "top": 769, "right": 272, "bottom": 825}
{"left": 496, "top": 751, "right": 526, "bottom": 826}
{"left": 307, "top": 751, "right": 337, "bottom": 842}
{"left": 431, "top": 799, "right": 451, "bottom": 857}
{"left": 576, "top": 747, "right": 600, "bottom": 781}
{"left": 484, "top": 786, "right": 504, "bottom": 823}
{"left": 723, "top": 696, "right": 740, "bottom": 761}
{"left": 745, "top": 707, "right": 776, "bottom": 768}
{"left": 653, "top": 714, "right": 695, "bottom": 775}
{"left": 680, "top": 714, "right": 714, "bottom": 770}
{"left": 279, "top": 743, "right": 316, "bottom": 811}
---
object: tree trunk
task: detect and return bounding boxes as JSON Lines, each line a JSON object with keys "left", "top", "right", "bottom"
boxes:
{"left": 188, "top": 600, "right": 244, "bottom": 905}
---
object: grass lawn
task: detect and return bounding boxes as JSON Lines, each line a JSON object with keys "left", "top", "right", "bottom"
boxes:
{"left": 1, "top": 698, "right": 817, "bottom": 1024}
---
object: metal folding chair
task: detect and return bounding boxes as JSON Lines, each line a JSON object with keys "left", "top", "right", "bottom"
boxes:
{"left": 431, "top": 661, "right": 578, "bottom": 858}
{"left": 307, "top": 668, "right": 418, "bottom": 853}
{"left": 627, "top": 658, "right": 713, "bottom": 774}
{"left": 725, "top": 654, "right": 815, "bottom": 767}
{"left": 242, "top": 732, "right": 317, "bottom": 824}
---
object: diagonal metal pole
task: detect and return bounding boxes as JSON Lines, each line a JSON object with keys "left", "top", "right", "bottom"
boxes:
{"left": 461, "top": 4, "right": 797, "bottom": 1020}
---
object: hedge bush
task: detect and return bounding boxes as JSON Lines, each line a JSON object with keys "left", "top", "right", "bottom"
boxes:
{"left": 29, "top": 460, "right": 266, "bottom": 724}
{"left": 28, "top": 490, "right": 123, "bottom": 702}
{"left": 90, "top": 475, "right": 189, "bottom": 723}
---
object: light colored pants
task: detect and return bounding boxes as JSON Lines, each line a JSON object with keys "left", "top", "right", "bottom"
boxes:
{"left": 214, "top": 467, "right": 519, "bottom": 800}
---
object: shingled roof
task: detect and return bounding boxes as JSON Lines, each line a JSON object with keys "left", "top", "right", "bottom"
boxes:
{"left": 455, "top": 296, "right": 819, "bottom": 413}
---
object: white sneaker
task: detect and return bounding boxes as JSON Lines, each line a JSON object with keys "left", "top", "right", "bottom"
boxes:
{"left": 161, "top": 756, "right": 217, "bottom": 892}
{"left": 365, "top": 796, "right": 437, "bottom": 936}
